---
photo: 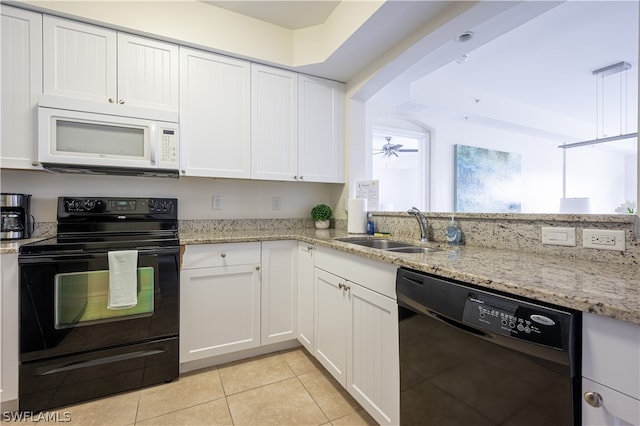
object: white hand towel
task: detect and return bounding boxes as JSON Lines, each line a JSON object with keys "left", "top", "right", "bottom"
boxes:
{"left": 108, "top": 250, "right": 138, "bottom": 310}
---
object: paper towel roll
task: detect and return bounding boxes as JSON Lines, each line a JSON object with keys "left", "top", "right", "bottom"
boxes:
{"left": 347, "top": 198, "right": 368, "bottom": 233}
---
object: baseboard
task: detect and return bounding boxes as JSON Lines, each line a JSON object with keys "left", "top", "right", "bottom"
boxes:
{"left": 1, "top": 398, "right": 18, "bottom": 413}
{"left": 179, "top": 340, "right": 301, "bottom": 374}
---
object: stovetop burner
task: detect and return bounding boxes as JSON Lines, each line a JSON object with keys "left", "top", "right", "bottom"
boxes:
{"left": 20, "top": 196, "right": 179, "bottom": 255}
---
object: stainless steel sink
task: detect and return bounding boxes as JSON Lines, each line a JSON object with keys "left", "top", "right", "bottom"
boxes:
{"left": 334, "top": 238, "right": 411, "bottom": 250}
{"left": 386, "top": 246, "right": 442, "bottom": 254}
{"left": 335, "top": 237, "right": 441, "bottom": 254}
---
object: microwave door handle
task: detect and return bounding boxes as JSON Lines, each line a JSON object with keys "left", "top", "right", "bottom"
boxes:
{"left": 149, "top": 127, "right": 157, "bottom": 165}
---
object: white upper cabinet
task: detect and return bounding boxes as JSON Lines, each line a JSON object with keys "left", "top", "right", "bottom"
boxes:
{"left": 179, "top": 47, "right": 251, "bottom": 178}
{"left": 251, "top": 64, "right": 344, "bottom": 183}
{"left": 298, "top": 75, "right": 344, "bottom": 183}
{"left": 43, "top": 16, "right": 116, "bottom": 103}
{"left": 1, "top": 6, "right": 42, "bottom": 170}
{"left": 251, "top": 64, "right": 299, "bottom": 181}
{"left": 117, "top": 33, "right": 179, "bottom": 112}
{"left": 43, "top": 16, "right": 178, "bottom": 114}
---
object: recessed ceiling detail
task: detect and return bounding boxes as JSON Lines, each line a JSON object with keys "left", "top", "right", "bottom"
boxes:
{"left": 201, "top": 0, "right": 340, "bottom": 29}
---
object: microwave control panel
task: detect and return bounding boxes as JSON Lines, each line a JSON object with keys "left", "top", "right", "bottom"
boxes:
{"left": 159, "top": 128, "right": 178, "bottom": 165}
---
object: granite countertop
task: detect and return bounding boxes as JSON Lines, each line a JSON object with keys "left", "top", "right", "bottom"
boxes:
{"left": 180, "top": 228, "right": 640, "bottom": 326}
{"left": 4, "top": 229, "right": 638, "bottom": 325}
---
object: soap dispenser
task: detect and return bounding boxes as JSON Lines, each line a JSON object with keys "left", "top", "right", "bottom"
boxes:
{"left": 446, "top": 216, "right": 462, "bottom": 245}
{"left": 367, "top": 212, "right": 375, "bottom": 235}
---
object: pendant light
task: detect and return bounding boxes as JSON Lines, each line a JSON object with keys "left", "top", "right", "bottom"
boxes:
{"left": 559, "top": 61, "right": 637, "bottom": 149}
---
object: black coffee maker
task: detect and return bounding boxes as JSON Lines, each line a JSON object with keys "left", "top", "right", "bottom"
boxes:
{"left": 1, "top": 193, "right": 33, "bottom": 240}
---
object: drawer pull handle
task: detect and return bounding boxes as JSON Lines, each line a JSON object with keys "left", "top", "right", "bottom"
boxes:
{"left": 584, "top": 392, "right": 603, "bottom": 408}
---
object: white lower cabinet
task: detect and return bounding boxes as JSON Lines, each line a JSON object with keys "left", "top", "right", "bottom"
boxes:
{"left": 582, "top": 312, "right": 640, "bottom": 426}
{"left": 297, "top": 242, "right": 315, "bottom": 352}
{"left": 314, "top": 268, "right": 349, "bottom": 383}
{"left": 180, "top": 243, "right": 261, "bottom": 362}
{"left": 1, "top": 253, "right": 19, "bottom": 410}
{"left": 261, "top": 241, "right": 297, "bottom": 345}
{"left": 180, "top": 241, "right": 299, "bottom": 364}
{"left": 313, "top": 247, "right": 399, "bottom": 426}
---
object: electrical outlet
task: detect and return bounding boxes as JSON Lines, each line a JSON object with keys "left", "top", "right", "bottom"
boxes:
{"left": 583, "top": 229, "right": 625, "bottom": 251}
{"left": 212, "top": 195, "right": 223, "bottom": 210}
{"left": 541, "top": 227, "right": 576, "bottom": 246}
{"left": 272, "top": 196, "right": 281, "bottom": 210}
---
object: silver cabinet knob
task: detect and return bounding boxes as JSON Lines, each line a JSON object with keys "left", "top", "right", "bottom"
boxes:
{"left": 584, "top": 392, "right": 603, "bottom": 408}
{"left": 220, "top": 253, "right": 226, "bottom": 258}
{"left": 338, "top": 283, "right": 344, "bottom": 290}
{"left": 108, "top": 98, "right": 115, "bottom": 103}
{"left": 299, "top": 176, "right": 304, "bottom": 180}
{"left": 307, "top": 246, "right": 314, "bottom": 251}
{"left": 344, "top": 284, "right": 351, "bottom": 291}
{"left": 118, "top": 99, "right": 125, "bottom": 104}
{"left": 256, "top": 266, "right": 261, "bottom": 271}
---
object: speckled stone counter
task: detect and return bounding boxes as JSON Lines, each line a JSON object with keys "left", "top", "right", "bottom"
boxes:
{"left": 180, "top": 228, "right": 640, "bottom": 326}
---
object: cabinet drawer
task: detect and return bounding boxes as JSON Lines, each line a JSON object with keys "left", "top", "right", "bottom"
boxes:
{"left": 182, "top": 243, "right": 260, "bottom": 269}
{"left": 582, "top": 378, "right": 639, "bottom": 426}
{"left": 582, "top": 313, "right": 640, "bottom": 400}
{"left": 314, "top": 246, "right": 397, "bottom": 299}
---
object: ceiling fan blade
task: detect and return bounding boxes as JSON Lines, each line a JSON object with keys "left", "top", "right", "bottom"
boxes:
{"left": 391, "top": 151, "right": 399, "bottom": 157}
{"left": 398, "top": 148, "right": 419, "bottom": 152}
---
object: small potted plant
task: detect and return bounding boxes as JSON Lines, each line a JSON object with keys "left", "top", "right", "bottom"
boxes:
{"left": 311, "top": 204, "right": 332, "bottom": 229}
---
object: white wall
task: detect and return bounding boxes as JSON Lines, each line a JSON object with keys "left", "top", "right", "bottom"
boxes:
{"left": 408, "top": 116, "right": 563, "bottom": 213}
{"left": 0, "top": 169, "right": 337, "bottom": 222}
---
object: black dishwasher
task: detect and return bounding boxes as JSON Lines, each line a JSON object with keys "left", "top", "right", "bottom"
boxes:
{"left": 396, "top": 267, "right": 581, "bottom": 426}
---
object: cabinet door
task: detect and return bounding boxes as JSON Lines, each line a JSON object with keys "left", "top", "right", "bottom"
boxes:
{"left": 1, "top": 6, "right": 42, "bottom": 170}
{"left": 582, "top": 378, "right": 639, "bottom": 426}
{"left": 118, "top": 33, "right": 178, "bottom": 112}
{"left": 179, "top": 47, "right": 251, "bottom": 178}
{"left": 297, "top": 243, "right": 315, "bottom": 352}
{"left": 261, "top": 241, "right": 297, "bottom": 345}
{"left": 347, "top": 282, "right": 400, "bottom": 426}
{"left": 314, "top": 268, "right": 348, "bottom": 386}
{"left": 251, "top": 64, "right": 298, "bottom": 181}
{"left": 1, "top": 253, "right": 19, "bottom": 406}
{"left": 298, "top": 75, "right": 344, "bottom": 183}
{"left": 43, "top": 16, "right": 117, "bottom": 102}
{"left": 180, "top": 264, "right": 261, "bottom": 362}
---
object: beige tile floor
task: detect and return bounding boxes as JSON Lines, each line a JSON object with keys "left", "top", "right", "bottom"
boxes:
{"left": 31, "top": 348, "right": 377, "bottom": 426}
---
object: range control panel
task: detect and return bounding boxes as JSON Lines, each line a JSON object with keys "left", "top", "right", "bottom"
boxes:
{"left": 59, "top": 197, "right": 177, "bottom": 217}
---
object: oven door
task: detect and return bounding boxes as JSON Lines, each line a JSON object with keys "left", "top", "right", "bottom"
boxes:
{"left": 19, "top": 246, "right": 179, "bottom": 362}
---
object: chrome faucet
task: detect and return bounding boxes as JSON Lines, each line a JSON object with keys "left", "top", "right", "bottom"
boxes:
{"left": 407, "top": 207, "right": 429, "bottom": 242}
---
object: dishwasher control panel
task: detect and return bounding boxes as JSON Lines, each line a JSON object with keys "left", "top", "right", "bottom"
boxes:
{"left": 463, "top": 291, "right": 565, "bottom": 348}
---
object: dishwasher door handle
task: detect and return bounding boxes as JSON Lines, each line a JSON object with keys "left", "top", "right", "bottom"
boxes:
{"left": 426, "top": 309, "right": 488, "bottom": 338}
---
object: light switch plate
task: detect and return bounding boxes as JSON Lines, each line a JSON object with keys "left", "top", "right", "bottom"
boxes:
{"left": 541, "top": 227, "right": 576, "bottom": 246}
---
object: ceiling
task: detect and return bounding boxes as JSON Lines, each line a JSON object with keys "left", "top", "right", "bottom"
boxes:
{"left": 199, "top": 1, "right": 638, "bottom": 148}
{"left": 203, "top": 1, "right": 340, "bottom": 30}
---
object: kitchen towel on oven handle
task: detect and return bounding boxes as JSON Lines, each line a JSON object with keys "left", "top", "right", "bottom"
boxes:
{"left": 108, "top": 250, "right": 139, "bottom": 310}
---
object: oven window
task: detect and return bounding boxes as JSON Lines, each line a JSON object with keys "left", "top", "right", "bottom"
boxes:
{"left": 55, "top": 267, "right": 154, "bottom": 329}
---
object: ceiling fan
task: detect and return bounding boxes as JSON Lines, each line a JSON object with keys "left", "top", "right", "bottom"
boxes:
{"left": 374, "top": 137, "right": 419, "bottom": 157}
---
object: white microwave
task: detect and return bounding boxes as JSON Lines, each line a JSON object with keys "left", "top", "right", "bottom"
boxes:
{"left": 38, "top": 101, "right": 179, "bottom": 177}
